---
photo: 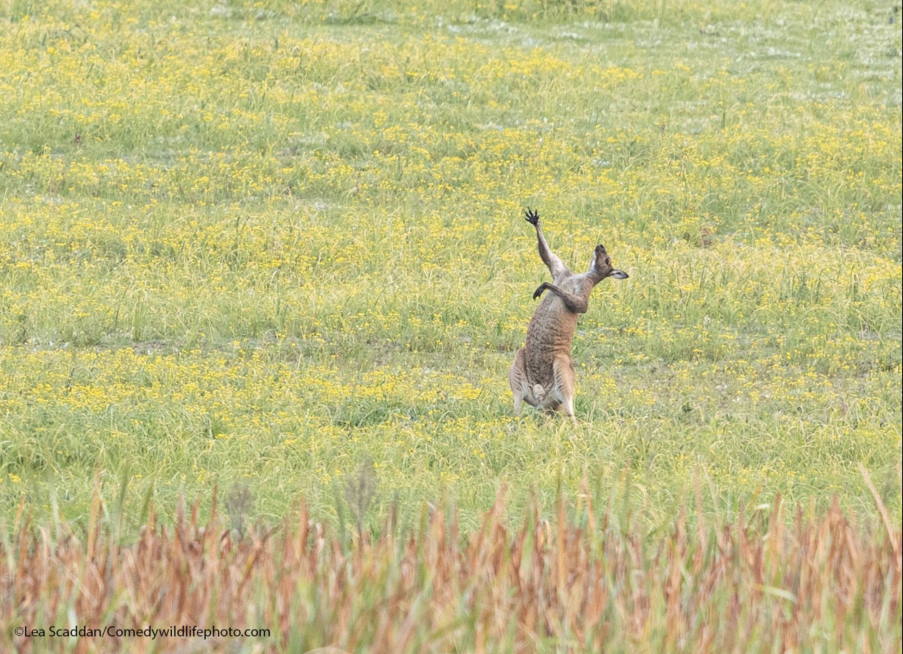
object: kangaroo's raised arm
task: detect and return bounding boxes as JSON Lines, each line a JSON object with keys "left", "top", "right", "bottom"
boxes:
{"left": 524, "top": 208, "right": 568, "bottom": 278}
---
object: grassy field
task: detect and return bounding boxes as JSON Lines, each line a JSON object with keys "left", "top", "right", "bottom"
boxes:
{"left": 1, "top": 0, "right": 901, "bottom": 529}
{"left": 0, "top": 0, "right": 901, "bottom": 552}
{"left": 1, "top": 0, "right": 901, "bottom": 650}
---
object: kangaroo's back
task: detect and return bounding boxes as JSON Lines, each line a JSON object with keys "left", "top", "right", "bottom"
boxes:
{"left": 523, "top": 277, "right": 581, "bottom": 386}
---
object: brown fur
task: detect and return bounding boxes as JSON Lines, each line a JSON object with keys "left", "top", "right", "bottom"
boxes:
{"left": 509, "top": 209, "right": 628, "bottom": 421}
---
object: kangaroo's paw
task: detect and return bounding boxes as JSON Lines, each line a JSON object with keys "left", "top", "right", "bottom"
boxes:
{"left": 524, "top": 208, "right": 539, "bottom": 225}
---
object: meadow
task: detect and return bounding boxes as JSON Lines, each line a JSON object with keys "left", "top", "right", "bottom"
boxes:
{"left": 0, "top": 0, "right": 901, "bottom": 650}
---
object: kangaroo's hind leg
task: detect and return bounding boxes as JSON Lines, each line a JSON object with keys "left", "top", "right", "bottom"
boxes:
{"left": 508, "top": 348, "right": 530, "bottom": 415}
{"left": 552, "top": 354, "right": 577, "bottom": 423}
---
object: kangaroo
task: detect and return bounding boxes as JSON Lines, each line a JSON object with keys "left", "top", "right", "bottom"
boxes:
{"left": 508, "top": 209, "right": 628, "bottom": 421}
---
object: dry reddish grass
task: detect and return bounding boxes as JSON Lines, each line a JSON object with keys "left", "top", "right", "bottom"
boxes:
{"left": 2, "top": 486, "right": 900, "bottom": 653}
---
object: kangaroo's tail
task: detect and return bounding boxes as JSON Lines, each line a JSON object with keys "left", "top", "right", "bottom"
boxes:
{"left": 532, "top": 383, "right": 546, "bottom": 402}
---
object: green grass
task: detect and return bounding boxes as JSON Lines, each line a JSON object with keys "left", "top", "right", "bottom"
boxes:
{"left": 0, "top": 0, "right": 900, "bottom": 534}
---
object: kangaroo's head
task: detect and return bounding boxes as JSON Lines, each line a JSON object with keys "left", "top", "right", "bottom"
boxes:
{"left": 589, "top": 244, "right": 628, "bottom": 282}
